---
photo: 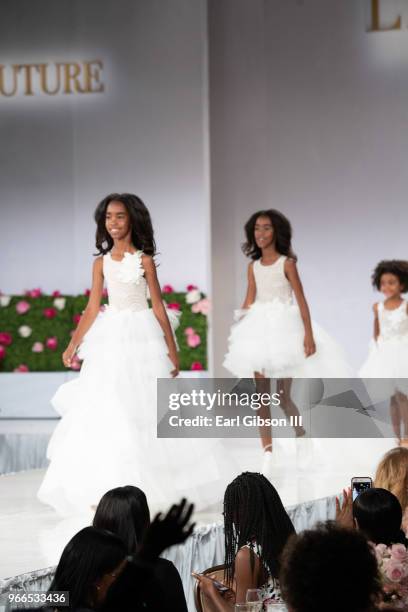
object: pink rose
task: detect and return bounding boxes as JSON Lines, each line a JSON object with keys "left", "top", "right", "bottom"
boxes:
{"left": 187, "top": 284, "right": 198, "bottom": 291}
{"left": 16, "top": 300, "right": 30, "bottom": 315}
{"left": 70, "top": 355, "right": 81, "bottom": 371}
{"left": 102, "top": 288, "right": 108, "bottom": 298}
{"left": 73, "top": 313, "right": 82, "bottom": 325}
{"left": 52, "top": 290, "right": 61, "bottom": 297}
{"left": 184, "top": 327, "right": 195, "bottom": 336}
{"left": 162, "top": 284, "right": 174, "bottom": 294}
{"left": 386, "top": 561, "right": 405, "bottom": 583}
{"left": 192, "top": 298, "right": 211, "bottom": 315}
{"left": 376, "top": 543, "right": 388, "bottom": 556}
{"left": 14, "top": 364, "right": 29, "bottom": 372}
{"left": 84, "top": 289, "right": 91, "bottom": 297}
{"left": 391, "top": 544, "right": 408, "bottom": 562}
{"left": 167, "top": 303, "right": 181, "bottom": 311}
{"left": 43, "top": 307, "right": 57, "bottom": 319}
{"left": 32, "top": 341, "right": 44, "bottom": 353}
{"left": 25, "top": 288, "right": 42, "bottom": 298}
{"left": 0, "top": 346, "right": 6, "bottom": 360}
{"left": 187, "top": 333, "right": 201, "bottom": 348}
{"left": 191, "top": 361, "right": 204, "bottom": 371}
{"left": 0, "top": 332, "right": 12, "bottom": 346}
{"left": 45, "top": 337, "right": 58, "bottom": 351}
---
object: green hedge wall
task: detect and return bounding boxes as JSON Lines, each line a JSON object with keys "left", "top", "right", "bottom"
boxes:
{"left": 0, "top": 293, "right": 207, "bottom": 372}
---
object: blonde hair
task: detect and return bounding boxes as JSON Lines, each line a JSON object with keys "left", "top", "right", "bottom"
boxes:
{"left": 374, "top": 447, "right": 408, "bottom": 511}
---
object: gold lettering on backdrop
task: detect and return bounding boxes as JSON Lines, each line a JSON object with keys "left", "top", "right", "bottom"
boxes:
{"left": 62, "top": 63, "right": 85, "bottom": 94}
{"left": 0, "top": 64, "right": 18, "bottom": 97}
{"left": 0, "top": 60, "right": 105, "bottom": 97}
{"left": 38, "top": 63, "right": 61, "bottom": 95}
{"left": 83, "top": 60, "right": 104, "bottom": 93}
{"left": 368, "top": 0, "right": 402, "bottom": 32}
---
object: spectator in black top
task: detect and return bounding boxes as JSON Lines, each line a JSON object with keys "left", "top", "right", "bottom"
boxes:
{"left": 93, "top": 485, "right": 188, "bottom": 611}
{"left": 354, "top": 488, "right": 408, "bottom": 547}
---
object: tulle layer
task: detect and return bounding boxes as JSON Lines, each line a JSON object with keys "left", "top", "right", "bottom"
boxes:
{"left": 223, "top": 300, "right": 351, "bottom": 378}
{"left": 38, "top": 307, "right": 227, "bottom": 516}
{"left": 359, "top": 337, "right": 408, "bottom": 396}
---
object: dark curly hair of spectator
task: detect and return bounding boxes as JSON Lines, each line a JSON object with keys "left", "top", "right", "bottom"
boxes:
{"left": 280, "top": 522, "right": 381, "bottom": 612}
{"left": 371, "top": 260, "right": 408, "bottom": 293}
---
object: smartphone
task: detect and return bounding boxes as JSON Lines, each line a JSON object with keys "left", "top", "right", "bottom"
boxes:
{"left": 351, "top": 476, "right": 372, "bottom": 501}
{"left": 192, "top": 572, "right": 230, "bottom": 593}
{"left": 212, "top": 579, "right": 230, "bottom": 593}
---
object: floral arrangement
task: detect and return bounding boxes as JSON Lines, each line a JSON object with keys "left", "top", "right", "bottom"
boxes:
{"left": 374, "top": 543, "right": 408, "bottom": 608}
{"left": 0, "top": 285, "right": 209, "bottom": 372}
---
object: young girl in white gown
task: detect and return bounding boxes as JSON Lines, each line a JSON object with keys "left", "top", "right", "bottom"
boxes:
{"left": 359, "top": 260, "right": 408, "bottom": 444}
{"left": 38, "top": 193, "right": 224, "bottom": 516}
{"left": 223, "top": 210, "right": 351, "bottom": 464}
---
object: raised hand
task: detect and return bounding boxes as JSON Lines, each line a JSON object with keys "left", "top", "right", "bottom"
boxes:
{"left": 140, "top": 498, "right": 195, "bottom": 561}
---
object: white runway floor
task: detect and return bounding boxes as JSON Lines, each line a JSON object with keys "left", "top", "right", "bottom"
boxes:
{"left": 0, "top": 436, "right": 395, "bottom": 581}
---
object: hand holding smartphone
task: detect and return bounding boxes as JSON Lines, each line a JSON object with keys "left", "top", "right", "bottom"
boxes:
{"left": 192, "top": 571, "right": 230, "bottom": 593}
{"left": 351, "top": 476, "right": 372, "bottom": 501}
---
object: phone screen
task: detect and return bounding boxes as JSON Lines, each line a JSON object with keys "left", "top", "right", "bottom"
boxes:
{"left": 352, "top": 479, "right": 372, "bottom": 501}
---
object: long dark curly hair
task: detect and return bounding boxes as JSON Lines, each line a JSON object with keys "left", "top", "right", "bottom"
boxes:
{"left": 371, "top": 260, "right": 408, "bottom": 293}
{"left": 94, "top": 193, "right": 156, "bottom": 256}
{"left": 223, "top": 472, "right": 295, "bottom": 587}
{"left": 242, "top": 209, "right": 297, "bottom": 261}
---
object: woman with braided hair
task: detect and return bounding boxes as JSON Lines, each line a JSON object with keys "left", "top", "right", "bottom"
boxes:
{"left": 193, "top": 472, "right": 294, "bottom": 610}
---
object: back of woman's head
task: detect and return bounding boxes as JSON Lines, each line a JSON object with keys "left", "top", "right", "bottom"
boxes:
{"left": 280, "top": 522, "right": 381, "bottom": 612}
{"left": 93, "top": 486, "right": 150, "bottom": 554}
{"left": 49, "top": 526, "right": 127, "bottom": 610}
{"left": 375, "top": 447, "right": 408, "bottom": 511}
{"left": 353, "top": 488, "right": 405, "bottom": 546}
{"left": 223, "top": 472, "right": 295, "bottom": 584}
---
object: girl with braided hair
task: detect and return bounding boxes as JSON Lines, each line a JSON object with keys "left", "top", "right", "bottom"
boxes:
{"left": 360, "top": 260, "right": 408, "bottom": 445}
{"left": 193, "top": 472, "right": 294, "bottom": 610}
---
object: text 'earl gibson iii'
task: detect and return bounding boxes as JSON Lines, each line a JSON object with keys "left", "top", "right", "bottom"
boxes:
{"left": 168, "top": 415, "right": 304, "bottom": 428}
{"left": 0, "top": 60, "right": 104, "bottom": 97}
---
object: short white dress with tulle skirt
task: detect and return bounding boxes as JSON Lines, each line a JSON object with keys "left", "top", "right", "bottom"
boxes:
{"left": 359, "top": 300, "right": 408, "bottom": 397}
{"left": 223, "top": 256, "right": 351, "bottom": 378}
{"left": 38, "top": 251, "right": 227, "bottom": 516}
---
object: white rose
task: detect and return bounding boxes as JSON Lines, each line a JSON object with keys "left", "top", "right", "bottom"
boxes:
{"left": 18, "top": 325, "right": 32, "bottom": 338}
{"left": 53, "top": 297, "right": 66, "bottom": 310}
{"left": 186, "top": 289, "right": 201, "bottom": 304}
{"left": 0, "top": 295, "right": 11, "bottom": 307}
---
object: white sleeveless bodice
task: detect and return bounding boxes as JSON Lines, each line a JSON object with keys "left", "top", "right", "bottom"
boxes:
{"left": 378, "top": 300, "right": 408, "bottom": 342}
{"left": 103, "top": 251, "right": 148, "bottom": 312}
{"left": 253, "top": 255, "right": 292, "bottom": 304}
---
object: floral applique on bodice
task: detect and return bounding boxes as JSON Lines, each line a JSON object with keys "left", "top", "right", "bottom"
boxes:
{"left": 103, "top": 251, "right": 148, "bottom": 312}
{"left": 378, "top": 301, "right": 408, "bottom": 342}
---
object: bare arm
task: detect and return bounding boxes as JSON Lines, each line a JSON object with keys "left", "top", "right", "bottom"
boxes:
{"left": 373, "top": 303, "right": 379, "bottom": 341}
{"left": 192, "top": 547, "right": 260, "bottom": 612}
{"left": 285, "top": 258, "right": 316, "bottom": 357}
{"left": 62, "top": 257, "right": 104, "bottom": 367}
{"left": 142, "top": 254, "right": 179, "bottom": 376}
{"left": 233, "top": 547, "right": 261, "bottom": 603}
{"left": 241, "top": 263, "right": 256, "bottom": 309}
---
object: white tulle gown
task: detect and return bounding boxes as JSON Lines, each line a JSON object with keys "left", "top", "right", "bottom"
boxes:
{"left": 359, "top": 300, "right": 408, "bottom": 396}
{"left": 38, "top": 251, "right": 226, "bottom": 516}
{"left": 223, "top": 256, "right": 351, "bottom": 378}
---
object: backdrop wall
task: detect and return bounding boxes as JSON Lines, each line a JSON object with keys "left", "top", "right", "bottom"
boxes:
{"left": 209, "top": 0, "right": 408, "bottom": 372}
{"left": 0, "top": 0, "right": 210, "bottom": 294}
